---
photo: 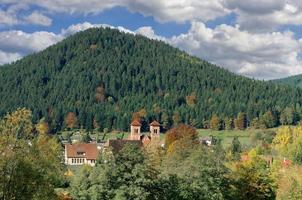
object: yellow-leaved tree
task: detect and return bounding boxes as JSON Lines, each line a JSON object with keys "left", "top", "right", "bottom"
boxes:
{"left": 273, "top": 125, "right": 302, "bottom": 162}
{"left": 272, "top": 126, "right": 293, "bottom": 156}
{"left": 0, "top": 108, "right": 63, "bottom": 200}
{"left": 229, "top": 148, "right": 276, "bottom": 200}
{"left": 36, "top": 118, "right": 50, "bottom": 135}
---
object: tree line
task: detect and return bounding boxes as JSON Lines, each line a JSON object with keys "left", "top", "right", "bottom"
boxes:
{"left": 209, "top": 106, "right": 301, "bottom": 131}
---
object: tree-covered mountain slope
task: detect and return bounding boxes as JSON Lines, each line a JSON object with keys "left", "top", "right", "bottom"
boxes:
{"left": 273, "top": 75, "right": 302, "bottom": 88}
{"left": 0, "top": 27, "right": 302, "bottom": 132}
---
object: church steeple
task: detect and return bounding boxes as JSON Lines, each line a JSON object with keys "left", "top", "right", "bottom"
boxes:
{"left": 130, "top": 120, "right": 141, "bottom": 140}
{"left": 149, "top": 120, "right": 160, "bottom": 139}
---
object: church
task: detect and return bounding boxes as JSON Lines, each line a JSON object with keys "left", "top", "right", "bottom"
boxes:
{"left": 64, "top": 119, "right": 162, "bottom": 165}
{"left": 104, "top": 119, "right": 161, "bottom": 153}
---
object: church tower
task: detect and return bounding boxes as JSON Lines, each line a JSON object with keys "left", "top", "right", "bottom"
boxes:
{"left": 130, "top": 120, "right": 141, "bottom": 140}
{"left": 149, "top": 120, "right": 160, "bottom": 139}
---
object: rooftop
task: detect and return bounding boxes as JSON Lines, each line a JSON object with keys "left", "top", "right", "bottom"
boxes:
{"left": 65, "top": 143, "right": 98, "bottom": 160}
{"left": 131, "top": 119, "right": 141, "bottom": 126}
{"left": 150, "top": 120, "right": 160, "bottom": 126}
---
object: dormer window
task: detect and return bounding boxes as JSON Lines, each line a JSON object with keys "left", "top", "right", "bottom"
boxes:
{"left": 77, "top": 151, "right": 86, "bottom": 156}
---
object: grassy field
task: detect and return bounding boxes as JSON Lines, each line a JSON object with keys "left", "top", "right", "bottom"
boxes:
{"left": 197, "top": 128, "right": 276, "bottom": 147}
{"left": 60, "top": 127, "right": 278, "bottom": 148}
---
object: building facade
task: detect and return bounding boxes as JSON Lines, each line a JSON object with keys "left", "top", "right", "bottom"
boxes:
{"left": 64, "top": 143, "right": 99, "bottom": 166}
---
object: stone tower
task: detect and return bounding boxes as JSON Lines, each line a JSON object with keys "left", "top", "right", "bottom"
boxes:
{"left": 149, "top": 120, "right": 160, "bottom": 139}
{"left": 130, "top": 120, "right": 141, "bottom": 140}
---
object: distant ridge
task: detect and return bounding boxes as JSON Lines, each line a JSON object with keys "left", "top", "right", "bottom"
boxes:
{"left": 272, "top": 74, "right": 302, "bottom": 88}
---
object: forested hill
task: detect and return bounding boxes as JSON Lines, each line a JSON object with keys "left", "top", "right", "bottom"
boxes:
{"left": 0, "top": 27, "right": 302, "bottom": 132}
{"left": 273, "top": 75, "right": 302, "bottom": 88}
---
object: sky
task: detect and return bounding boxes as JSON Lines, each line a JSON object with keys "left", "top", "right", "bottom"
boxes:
{"left": 1, "top": 1, "right": 302, "bottom": 80}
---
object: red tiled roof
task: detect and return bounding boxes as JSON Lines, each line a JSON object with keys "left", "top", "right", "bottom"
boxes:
{"left": 65, "top": 143, "right": 98, "bottom": 160}
{"left": 150, "top": 120, "right": 160, "bottom": 126}
{"left": 131, "top": 120, "right": 141, "bottom": 126}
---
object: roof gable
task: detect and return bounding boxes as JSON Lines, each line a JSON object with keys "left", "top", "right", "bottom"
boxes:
{"left": 150, "top": 120, "right": 160, "bottom": 126}
{"left": 131, "top": 120, "right": 142, "bottom": 126}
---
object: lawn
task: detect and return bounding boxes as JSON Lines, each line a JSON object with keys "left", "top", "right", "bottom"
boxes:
{"left": 197, "top": 128, "right": 273, "bottom": 147}
{"left": 59, "top": 127, "right": 278, "bottom": 148}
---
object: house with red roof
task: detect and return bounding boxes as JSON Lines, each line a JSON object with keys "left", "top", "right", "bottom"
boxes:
{"left": 64, "top": 143, "right": 99, "bottom": 166}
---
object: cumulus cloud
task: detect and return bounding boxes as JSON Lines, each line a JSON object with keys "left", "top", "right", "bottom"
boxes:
{"left": 225, "top": 0, "right": 302, "bottom": 31}
{"left": 23, "top": 11, "right": 52, "bottom": 26}
{"left": 135, "top": 26, "right": 165, "bottom": 40}
{"left": 1, "top": 0, "right": 229, "bottom": 23}
{"left": 0, "top": 3, "right": 53, "bottom": 26}
{"left": 0, "top": 50, "right": 22, "bottom": 65}
{"left": 61, "top": 22, "right": 134, "bottom": 36}
{"left": 1, "top": 0, "right": 302, "bottom": 31}
{"left": 125, "top": 0, "right": 229, "bottom": 23}
{"left": 168, "top": 22, "right": 302, "bottom": 79}
{"left": 0, "top": 30, "right": 63, "bottom": 55}
{"left": 0, "top": 3, "right": 27, "bottom": 26}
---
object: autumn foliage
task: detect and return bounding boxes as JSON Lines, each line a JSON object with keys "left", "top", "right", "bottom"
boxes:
{"left": 132, "top": 108, "right": 147, "bottom": 121}
{"left": 210, "top": 115, "right": 221, "bottom": 130}
{"left": 95, "top": 85, "right": 106, "bottom": 102}
{"left": 186, "top": 93, "right": 197, "bottom": 107}
{"left": 165, "top": 124, "right": 198, "bottom": 148}
{"left": 65, "top": 112, "right": 78, "bottom": 129}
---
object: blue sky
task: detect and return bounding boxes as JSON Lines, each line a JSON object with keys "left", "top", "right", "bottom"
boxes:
{"left": 1, "top": 0, "right": 302, "bottom": 80}
{"left": 1, "top": 6, "right": 191, "bottom": 37}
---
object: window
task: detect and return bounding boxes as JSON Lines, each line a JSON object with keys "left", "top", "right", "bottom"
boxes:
{"left": 134, "top": 129, "right": 138, "bottom": 133}
{"left": 154, "top": 129, "right": 158, "bottom": 134}
{"left": 77, "top": 151, "right": 85, "bottom": 156}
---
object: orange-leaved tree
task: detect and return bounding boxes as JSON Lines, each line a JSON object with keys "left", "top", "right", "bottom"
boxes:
{"left": 165, "top": 124, "right": 198, "bottom": 149}
{"left": 65, "top": 112, "right": 78, "bottom": 129}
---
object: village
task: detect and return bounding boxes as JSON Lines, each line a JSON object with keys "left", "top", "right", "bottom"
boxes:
{"left": 64, "top": 119, "right": 213, "bottom": 167}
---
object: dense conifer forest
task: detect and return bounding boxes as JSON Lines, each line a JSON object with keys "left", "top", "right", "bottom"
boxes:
{"left": 0, "top": 27, "right": 302, "bottom": 132}
{"left": 273, "top": 75, "right": 302, "bottom": 88}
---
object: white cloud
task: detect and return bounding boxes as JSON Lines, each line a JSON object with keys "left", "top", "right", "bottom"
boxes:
{"left": 60, "top": 22, "right": 106, "bottom": 36}
{"left": 1, "top": 0, "right": 302, "bottom": 31}
{"left": 1, "top": 0, "right": 229, "bottom": 23}
{"left": 125, "top": 0, "right": 229, "bottom": 23}
{"left": 24, "top": 11, "right": 52, "bottom": 26}
{"left": 0, "top": 50, "right": 22, "bottom": 65}
{"left": 0, "top": 30, "right": 63, "bottom": 55}
{"left": 135, "top": 26, "right": 164, "bottom": 40}
{"left": 0, "top": 3, "right": 28, "bottom": 25}
{"left": 225, "top": 0, "right": 286, "bottom": 14}
{"left": 0, "top": 3, "right": 53, "bottom": 26}
{"left": 61, "top": 22, "right": 134, "bottom": 36}
{"left": 167, "top": 22, "right": 302, "bottom": 79}
{"left": 225, "top": 0, "right": 302, "bottom": 31}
